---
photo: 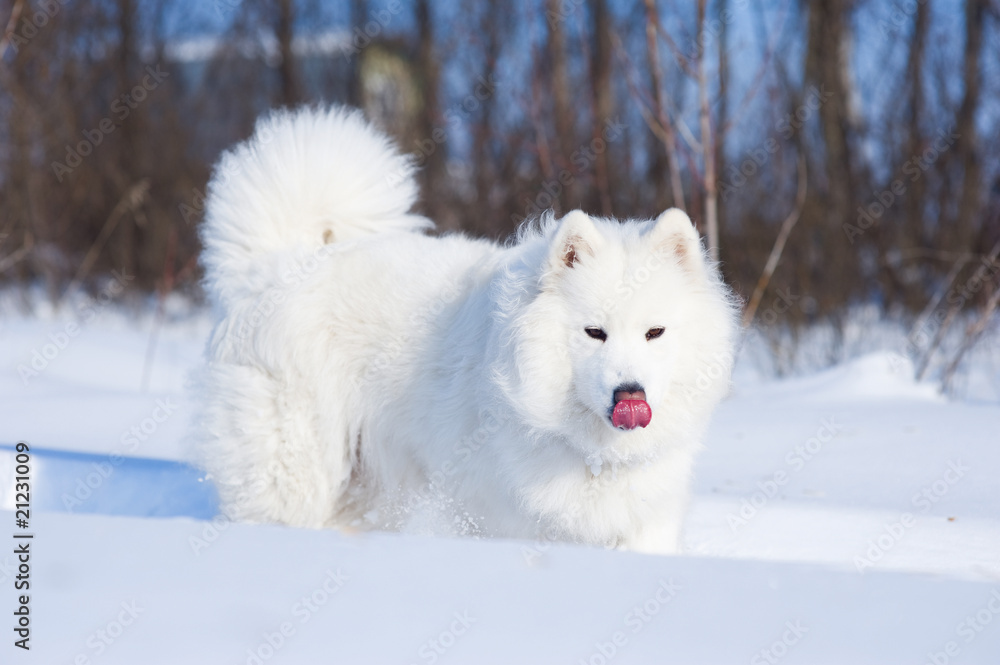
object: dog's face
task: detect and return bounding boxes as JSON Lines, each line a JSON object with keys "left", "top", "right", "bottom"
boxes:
{"left": 505, "top": 209, "right": 736, "bottom": 457}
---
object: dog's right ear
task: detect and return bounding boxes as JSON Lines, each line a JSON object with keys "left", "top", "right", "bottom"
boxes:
{"left": 548, "top": 210, "right": 603, "bottom": 272}
{"left": 649, "top": 208, "right": 704, "bottom": 274}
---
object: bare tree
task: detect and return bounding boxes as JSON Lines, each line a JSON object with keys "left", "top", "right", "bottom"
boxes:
{"left": 697, "top": 0, "right": 719, "bottom": 261}
{"left": 0, "top": 0, "right": 996, "bottom": 368}
{"left": 642, "top": 0, "right": 685, "bottom": 210}
{"left": 546, "top": 0, "right": 578, "bottom": 210}
{"left": 275, "top": 0, "right": 301, "bottom": 107}
{"left": 953, "top": 0, "right": 986, "bottom": 251}
{"left": 415, "top": 0, "right": 449, "bottom": 226}
{"left": 347, "top": 0, "right": 367, "bottom": 106}
{"left": 113, "top": 0, "right": 139, "bottom": 277}
{"left": 588, "top": 0, "right": 615, "bottom": 216}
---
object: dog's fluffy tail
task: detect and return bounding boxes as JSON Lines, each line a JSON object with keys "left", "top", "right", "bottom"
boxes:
{"left": 200, "top": 105, "right": 431, "bottom": 306}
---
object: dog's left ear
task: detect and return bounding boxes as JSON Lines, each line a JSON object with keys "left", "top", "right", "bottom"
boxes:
{"left": 649, "top": 208, "right": 705, "bottom": 272}
{"left": 548, "top": 210, "right": 603, "bottom": 272}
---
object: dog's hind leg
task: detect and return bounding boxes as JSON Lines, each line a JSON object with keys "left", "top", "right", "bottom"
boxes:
{"left": 198, "top": 362, "right": 347, "bottom": 528}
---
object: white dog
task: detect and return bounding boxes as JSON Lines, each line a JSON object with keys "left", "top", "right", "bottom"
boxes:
{"left": 197, "top": 106, "right": 738, "bottom": 554}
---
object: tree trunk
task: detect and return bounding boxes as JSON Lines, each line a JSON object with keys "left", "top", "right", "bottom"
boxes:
{"left": 697, "top": 0, "right": 718, "bottom": 261}
{"left": 347, "top": 0, "right": 367, "bottom": 107}
{"left": 897, "top": 0, "right": 928, "bottom": 309}
{"left": 114, "top": 0, "right": 137, "bottom": 278}
{"left": 642, "top": 0, "right": 685, "bottom": 211}
{"left": 415, "top": 0, "right": 448, "bottom": 226}
{"left": 802, "top": 0, "right": 857, "bottom": 311}
{"left": 716, "top": 0, "right": 728, "bottom": 250}
{"left": 473, "top": 0, "right": 504, "bottom": 234}
{"left": 546, "top": 0, "right": 576, "bottom": 206}
{"left": 589, "top": 0, "right": 614, "bottom": 215}
{"left": 953, "top": 0, "right": 985, "bottom": 251}
{"left": 276, "top": 0, "right": 300, "bottom": 107}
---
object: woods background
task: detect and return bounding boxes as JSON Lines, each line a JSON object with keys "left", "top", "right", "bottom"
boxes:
{"left": 1, "top": 0, "right": 998, "bottom": 373}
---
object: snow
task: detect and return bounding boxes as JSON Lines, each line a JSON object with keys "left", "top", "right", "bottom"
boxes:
{"left": 754, "top": 351, "right": 945, "bottom": 403}
{"left": 2, "top": 299, "right": 999, "bottom": 663}
{"left": 0, "top": 294, "right": 210, "bottom": 460}
{"left": 7, "top": 512, "right": 1000, "bottom": 664}
{"left": 688, "top": 350, "right": 1000, "bottom": 580}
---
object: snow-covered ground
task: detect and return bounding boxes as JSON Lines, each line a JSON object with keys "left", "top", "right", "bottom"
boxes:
{"left": 1, "top": 295, "right": 999, "bottom": 663}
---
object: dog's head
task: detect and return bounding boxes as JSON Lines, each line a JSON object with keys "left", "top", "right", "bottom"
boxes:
{"left": 498, "top": 209, "right": 738, "bottom": 460}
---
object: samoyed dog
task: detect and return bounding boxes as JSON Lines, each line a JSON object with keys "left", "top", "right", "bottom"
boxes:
{"left": 198, "top": 106, "right": 738, "bottom": 554}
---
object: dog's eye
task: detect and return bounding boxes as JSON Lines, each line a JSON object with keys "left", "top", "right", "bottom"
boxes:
{"left": 585, "top": 327, "right": 607, "bottom": 342}
{"left": 646, "top": 327, "right": 665, "bottom": 341}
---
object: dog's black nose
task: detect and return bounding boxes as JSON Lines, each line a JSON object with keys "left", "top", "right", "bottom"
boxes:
{"left": 613, "top": 383, "right": 646, "bottom": 404}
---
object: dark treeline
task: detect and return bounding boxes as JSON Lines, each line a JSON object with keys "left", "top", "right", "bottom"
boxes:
{"left": 1, "top": 0, "right": 998, "bottom": 338}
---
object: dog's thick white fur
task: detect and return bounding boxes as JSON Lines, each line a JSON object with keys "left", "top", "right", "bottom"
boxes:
{"left": 198, "top": 106, "right": 738, "bottom": 554}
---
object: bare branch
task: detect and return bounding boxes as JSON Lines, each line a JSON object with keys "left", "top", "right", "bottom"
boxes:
{"left": 742, "top": 156, "right": 807, "bottom": 328}
{"left": 65, "top": 179, "right": 150, "bottom": 295}
{"left": 0, "top": 232, "right": 33, "bottom": 273}
{"left": 908, "top": 254, "right": 970, "bottom": 342}
{"left": 940, "top": 241, "right": 1000, "bottom": 390}
{"left": 0, "top": 0, "right": 25, "bottom": 61}
{"left": 642, "top": 0, "right": 685, "bottom": 210}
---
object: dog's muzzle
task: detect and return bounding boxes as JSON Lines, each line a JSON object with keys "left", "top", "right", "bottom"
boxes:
{"left": 611, "top": 385, "right": 652, "bottom": 430}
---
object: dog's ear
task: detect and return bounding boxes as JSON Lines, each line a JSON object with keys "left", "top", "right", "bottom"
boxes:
{"left": 548, "top": 210, "right": 602, "bottom": 272}
{"left": 649, "top": 208, "right": 704, "bottom": 272}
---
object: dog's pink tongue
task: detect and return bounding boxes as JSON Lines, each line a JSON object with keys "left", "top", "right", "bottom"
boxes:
{"left": 612, "top": 400, "right": 652, "bottom": 430}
